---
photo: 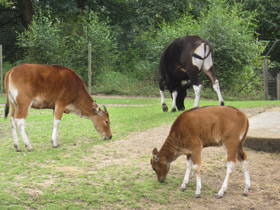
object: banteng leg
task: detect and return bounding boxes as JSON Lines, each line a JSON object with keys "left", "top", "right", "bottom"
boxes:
{"left": 14, "top": 98, "right": 33, "bottom": 151}
{"left": 217, "top": 161, "right": 235, "bottom": 199}
{"left": 10, "top": 103, "right": 21, "bottom": 152}
{"left": 193, "top": 85, "right": 202, "bottom": 107}
{"left": 191, "top": 149, "right": 202, "bottom": 198}
{"left": 216, "top": 141, "right": 238, "bottom": 199}
{"left": 180, "top": 154, "right": 192, "bottom": 191}
{"left": 213, "top": 80, "right": 224, "bottom": 106}
{"left": 202, "top": 65, "right": 224, "bottom": 106}
{"left": 237, "top": 147, "right": 250, "bottom": 196}
{"left": 11, "top": 117, "right": 21, "bottom": 152}
{"left": 171, "top": 91, "right": 178, "bottom": 112}
{"left": 52, "top": 103, "right": 65, "bottom": 148}
{"left": 160, "top": 90, "right": 168, "bottom": 112}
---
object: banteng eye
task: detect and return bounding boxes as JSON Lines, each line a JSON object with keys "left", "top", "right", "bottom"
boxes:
{"left": 105, "top": 120, "right": 109, "bottom": 125}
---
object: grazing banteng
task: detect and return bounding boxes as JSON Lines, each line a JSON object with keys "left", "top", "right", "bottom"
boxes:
{"left": 159, "top": 35, "right": 224, "bottom": 112}
{"left": 4, "top": 64, "right": 112, "bottom": 152}
{"left": 151, "top": 106, "right": 250, "bottom": 199}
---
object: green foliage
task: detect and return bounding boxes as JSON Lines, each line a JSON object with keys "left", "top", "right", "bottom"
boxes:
{"left": 17, "top": 10, "right": 70, "bottom": 65}
{"left": 135, "top": 1, "right": 266, "bottom": 95}
{"left": 16, "top": 10, "right": 118, "bottom": 83}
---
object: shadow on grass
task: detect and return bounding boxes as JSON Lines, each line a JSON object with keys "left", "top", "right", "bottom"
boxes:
{"left": 245, "top": 137, "right": 280, "bottom": 153}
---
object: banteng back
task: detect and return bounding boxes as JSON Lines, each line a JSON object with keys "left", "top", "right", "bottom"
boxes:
{"left": 151, "top": 106, "right": 250, "bottom": 199}
{"left": 4, "top": 64, "right": 112, "bottom": 152}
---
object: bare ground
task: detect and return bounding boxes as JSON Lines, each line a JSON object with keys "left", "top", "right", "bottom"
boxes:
{"left": 93, "top": 106, "right": 280, "bottom": 210}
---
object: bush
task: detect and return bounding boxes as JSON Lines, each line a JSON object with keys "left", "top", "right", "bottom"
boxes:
{"left": 16, "top": 10, "right": 118, "bottom": 83}
{"left": 135, "top": 1, "right": 266, "bottom": 95}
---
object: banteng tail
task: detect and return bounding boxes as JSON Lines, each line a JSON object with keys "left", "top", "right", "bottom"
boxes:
{"left": 5, "top": 101, "right": 9, "bottom": 119}
{"left": 4, "top": 70, "right": 10, "bottom": 119}
{"left": 238, "top": 119, "right": 249, "bottom": 161}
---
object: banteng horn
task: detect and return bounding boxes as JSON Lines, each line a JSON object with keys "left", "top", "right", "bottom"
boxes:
{"left": 103, "top": 105, "right": 108, "bottom": 113}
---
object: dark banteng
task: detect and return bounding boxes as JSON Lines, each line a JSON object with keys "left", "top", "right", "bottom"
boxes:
{"left": 159, "top": 35, "right": 224, "bottom": 112}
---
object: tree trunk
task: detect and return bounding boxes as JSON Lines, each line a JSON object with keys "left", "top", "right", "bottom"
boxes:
{"left": 18, "top": 0, "right": 33, "bottom": 28}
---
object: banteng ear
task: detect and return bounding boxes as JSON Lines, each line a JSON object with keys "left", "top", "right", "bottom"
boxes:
{"left": 93, "top": 104, "right": 101, "bottom": 114}
{"left": 152, "top": 148, "right": 159, "bottom": 162}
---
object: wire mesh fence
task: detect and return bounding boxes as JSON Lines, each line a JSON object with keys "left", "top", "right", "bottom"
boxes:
{"left": 0, "top": 27, "right": 280, "bottom": 99}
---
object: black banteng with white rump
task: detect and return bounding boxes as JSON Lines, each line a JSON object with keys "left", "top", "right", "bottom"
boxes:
{"left": 159, "top": 35, "right": 224, "bottom": 112}
{"left": 151, "top": 106, "right": 250, "bottom": 199}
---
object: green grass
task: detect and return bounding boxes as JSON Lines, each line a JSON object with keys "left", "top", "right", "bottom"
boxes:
{"left": 0, "top": 93, "right": 280, "bottom": 209}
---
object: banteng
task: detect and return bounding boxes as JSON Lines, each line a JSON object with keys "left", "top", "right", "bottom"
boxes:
{"left": 159, "top": 35, "right": 224, "bottom": 112}
{"left": 4, "top": 64, "right": 112, "bottom": 152}
{"left": 151, "top": 106, "right": 250, "bottom": 199}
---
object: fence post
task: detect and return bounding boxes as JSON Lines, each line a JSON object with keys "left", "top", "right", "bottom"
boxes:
{"left": 88, "top": 42, "right": 92, "bottom": 95}
{"left": 277, "top": 73, "right": 280, "bottom": 100}
{"left": 0, "top": 45, "right": 3, "bottom": 93}
{"left": 263, "top": 58, "right": 268, "bottom": 100}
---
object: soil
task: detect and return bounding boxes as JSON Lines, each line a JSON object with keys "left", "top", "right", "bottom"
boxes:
{"left": 94, "top": 106, "right": 280, "bottom": 210}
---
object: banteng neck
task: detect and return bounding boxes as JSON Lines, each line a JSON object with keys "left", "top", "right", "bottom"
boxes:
{"left": 159, "top": 134, "right": 181, "bottom": 163}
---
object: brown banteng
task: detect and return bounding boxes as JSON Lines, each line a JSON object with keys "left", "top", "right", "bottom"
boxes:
{"left": 4, "top": 64, "right": 112, "bottom": 152}
{"left": 151, "top": 106, "right": 250, "bottom": 199}
{"left": 159, "top": 35, "right": 224, "bottom": 112}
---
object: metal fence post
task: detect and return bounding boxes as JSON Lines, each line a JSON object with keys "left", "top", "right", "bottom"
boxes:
{"left": 0, "top": 45, "right": 3, "bottom": 93}
{"left": 263, "top": 58, "right": 268, "bottom": 100}
{"left": 88, "top": 42, "right": 92, "bottom": 95}
{"left": 277, "top": 73, "right": 280, "bottom": 100}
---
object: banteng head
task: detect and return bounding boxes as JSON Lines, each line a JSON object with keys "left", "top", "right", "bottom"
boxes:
{"left": 150, "top": 148, "right": 170, "bottom": 183}
{"left": 91, "top": 104, "right": 112, "bottom": 140}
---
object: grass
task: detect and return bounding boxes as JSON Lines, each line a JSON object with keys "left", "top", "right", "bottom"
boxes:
{"left": 0, "top": 93, "right": 280, "bottom": 209}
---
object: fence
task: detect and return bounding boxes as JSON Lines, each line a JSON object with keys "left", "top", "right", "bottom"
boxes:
{"left": 1, "top": 39, "right": 280, "bottom": 100}
{"left": 263, "top": 40, "right": 280, "bottom": 100}
{"left": 0, "top": 43, "right": 93, "bottom": 94}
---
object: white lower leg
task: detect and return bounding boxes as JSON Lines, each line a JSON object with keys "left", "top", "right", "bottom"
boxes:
{"left": 15, "top": 118, "right": 33, "bottom": 151}
{"left": 11, "top": 117, "right": 20, "bottom": 151}
{"left": 171, "top": 91, "right": 178, "bottom": 111}
{"left": 180, "top": 158, "right": 192, "bottom": 191}
{"left": 52, "top": 119, "right": 60, "bottom": 148}
{"left": 241, "top": 160, "right": 250, "bottom": 196}
{"left": 160, "top": 90, "right": 168, "bottom": 112}
{"left": 217, "top": 161, "right": 235, "bottom": 198}
{"left": 160, "top": 90, "right": 166, "bottom": 105}
{"left": 193, "top": 85, "right": 202, "bottom": 107}
{"left": 193, "top": 164, "right": 202, "bottom": 197}
{"left": 213, "top": 80, "right": 224, "bottom": 105}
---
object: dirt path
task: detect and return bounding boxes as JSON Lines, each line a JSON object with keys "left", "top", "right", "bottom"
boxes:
{"left": 94, "top": 106, "right": 280, "bottom": 209}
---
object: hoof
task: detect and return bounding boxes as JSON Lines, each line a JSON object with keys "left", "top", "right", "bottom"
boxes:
{"left": 215, "top": 195, "right": 223, "bottom": 199}
{"left": 25, "top": 144, "right": 33, "bottom": 152}
{"left": 14, "top": 144, "right": 21, "bottom": 152}
{"left": 180, "top": 188, "right": 185, "bottom": 192}
{"left": 53, "top": 145, "right": 59, "bottom": 148}
{"left": 194, "top": 194, "right": 201, "bottom": 198}
{"left": 171, "top": 108, "right": 176, "bottom": 112}
{"left": 28, "top": 148, "right": 34, "bottom": 152}
{"left": 178, "top": 107, "right": 185, "bottom": 111}
{"left": 220, "top": 101, "right": 225, "bottom": 106}
{"left": 242, "top": 192, "right": 248, "bottom": 197}
{"left": 162, "top": 103, "right": 168, "bottom": 112}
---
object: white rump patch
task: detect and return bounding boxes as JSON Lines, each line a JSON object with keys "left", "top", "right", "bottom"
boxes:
{"left": 202, "top": 52, "right": 213, "bottom": 71}
{"left": 8, "top": 81, "right": 18, "bottom": 104}
{"left": 192, "top": 43, "right": 204, "bottom": 70}
{"left": 192, "top": 44, "right": 213, "bottom": 71}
